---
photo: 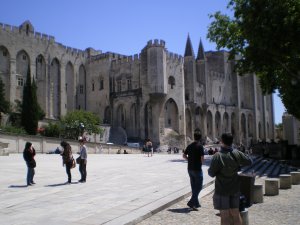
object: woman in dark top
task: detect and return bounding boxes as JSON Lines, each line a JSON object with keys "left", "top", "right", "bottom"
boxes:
{"left": 23, "top": 142, "right": 36, "bottom": 186}
{"left": 60, "top": 141, "right": 74, "bottom": 184}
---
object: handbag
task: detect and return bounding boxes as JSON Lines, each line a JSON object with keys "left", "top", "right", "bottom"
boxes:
{"left": 76, "top": 156, "right": 81, "bottom": 164}
{"left": 71, "top": 158, "right": 76, "bottom": 169}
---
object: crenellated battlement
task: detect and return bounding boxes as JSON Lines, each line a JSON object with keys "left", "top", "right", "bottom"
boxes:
{"left": 90, "top": 52, "right": 141, "bottom": 66}
{"left": 166, "top": 51, "right": 183, "bottom": 63}
{"left": 0, "top": 21, "right": 88, "bottom": 58}
{"left": 146, "top": 39, "right": 166, "bottom": 48}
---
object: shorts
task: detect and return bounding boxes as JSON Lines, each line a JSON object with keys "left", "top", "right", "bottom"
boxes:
{"left": 213, "top": 192, "right": 240, "bottom": 210}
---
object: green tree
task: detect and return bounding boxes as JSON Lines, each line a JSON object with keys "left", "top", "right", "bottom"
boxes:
{"left": 60, "top": 110, "right": 103, "bottom": 140}
{"left": 21, "top": 65, "right": 39, "bottom": 135}
{"left": 207, "top": 0, "right": 300, "bottom": 119}
{"left": 0, "top": 77, "right": 10, "bottom": 116}
{"left": 32, "top": 78, "right": 45, "bottom": 120}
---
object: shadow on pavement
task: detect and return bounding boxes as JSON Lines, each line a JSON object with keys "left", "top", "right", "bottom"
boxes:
{"left": 168, "top": 159, "right": 187, "bottom": 163}
{"left": 45, "top": 182, "right": 79, "bottom": 187}
{"left": 167, "top": 207, "right": 192, "bottom": 214}
{"left": 8, "top": 185, "right": 28, "bottom": 188}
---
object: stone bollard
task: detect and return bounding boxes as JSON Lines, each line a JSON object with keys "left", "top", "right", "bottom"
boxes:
{"left": 240, "top": 209, "right": 249, "bottom": 225}
{"left": 290, "top": 171, "right": 300, "bottom": 185}
{"left": 279, "top": 174, "right": 292, "bottom": 189}
{"left": 253, "top": 184, "right": 263, "bottom": 203}
{"left": 265, "top": 178, "right": 279, "bottom": 196}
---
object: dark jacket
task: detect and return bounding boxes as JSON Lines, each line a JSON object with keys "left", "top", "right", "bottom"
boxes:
{"left": 61, "top": 144, "right": 73, "bottom": 165}
{"left": 208, "top": 147, "right": 252, "bottom": 195}
{"left": 23, "top": 147, "right": 36, "bottom": 168}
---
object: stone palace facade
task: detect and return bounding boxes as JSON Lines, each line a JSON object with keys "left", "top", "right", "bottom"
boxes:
{"left": 0, "top": 21, "right": 275, "bottom": 146}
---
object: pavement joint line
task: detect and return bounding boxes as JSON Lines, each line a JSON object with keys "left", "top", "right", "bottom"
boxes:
{"left": 114, "top": 180, "right": 216, "bottom": 225}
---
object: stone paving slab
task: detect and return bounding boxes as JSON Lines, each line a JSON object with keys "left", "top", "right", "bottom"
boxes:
{"left": 0, "top": 153, "right": 214, "bottom": 225}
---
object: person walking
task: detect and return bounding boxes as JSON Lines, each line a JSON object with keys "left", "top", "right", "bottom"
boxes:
{"left": 78, "top": 138, "right": 87, "bottom": 183}
{"left": 208, "top": 133, "right": 252, "bottom": 225}
{"left": 60, "top": 141, "right": 74, "bottom": 184}
{"left": 182, "top": 130, "right": 205, "bottom": 210}
{"left": 23, "top": 142, "right": 36, "bottom": 186}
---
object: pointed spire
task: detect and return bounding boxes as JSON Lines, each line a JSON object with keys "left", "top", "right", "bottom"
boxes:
{"left": 184, "top": 34, "right": 195, "bottom": 57}
{"left": 196, "top": 38, "right": 205, "bottom": 60}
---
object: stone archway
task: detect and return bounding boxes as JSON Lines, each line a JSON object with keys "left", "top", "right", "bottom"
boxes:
{"left": 185, "top": 108, "right": 192, "bottom": 139}
{"left": 207, "top": 110, "right": 213, "bottom": 139}
{"left": 223, "top": 112, "right": 229, "bottom": 133}
{"left": 77, "top": 65, "right": 86, "bottom": 110}
{"left": 65, "top": 62, "right": 75, "bottom": 112}
{"left": 215, "top": 111, "right": 221, "bottom": 139}
{"left": 16, "top": 50, "right": 30, "bottom": 100}
{"left": 104, "top": 106, "right": 111, "bottom": 124}
{"left": 49, "top": 58, "right": 60, "bottom": 118}
{"left": 164, "top": 98, "right": 179, "bottom": 132}
{"left": 36, "top": 54, "right": 47, "bottom": 115}
{"left": 129, "top": 103, "right": 137, "bottom": 137}
{"left": 117, "top": 104, "right": 126, "bottom": 129}
{"left": 231, "top": 112, "right": 237, "bottom": 138}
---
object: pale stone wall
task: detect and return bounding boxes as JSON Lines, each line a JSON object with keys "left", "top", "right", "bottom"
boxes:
{"left": 0, "top": 21, "right": 275, "bottom": 148}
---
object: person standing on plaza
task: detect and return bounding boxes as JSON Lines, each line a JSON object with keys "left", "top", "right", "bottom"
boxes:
{"left": 182, "top": 130, "right": 205, "bottom": 210}
{"left": 145, "top": 138, "right": 153, "bottom": 157}
{"left": 78, "top": 138, "right": 87, "bottom": 183}
{"left": 60, "top": 141, "right": 74, "bottom": 184}
{"left": 208, "top": 133, "right": 252, "bottom": 225}
{"left": 23, "top": 142, "right": 36, "bottom": 186}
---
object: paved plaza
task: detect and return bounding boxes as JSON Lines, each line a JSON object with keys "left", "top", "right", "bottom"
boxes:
{"left": 0, "top": 153, "right": 214, "bottom": 225}
{"left": 139, "top": 180, "right": 300, "bottom": 225}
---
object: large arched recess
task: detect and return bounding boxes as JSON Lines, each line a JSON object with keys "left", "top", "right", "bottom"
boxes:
{"left": 215, "top": 111, "right": 221, "bottom": 139}
{"left": 185, "top": 108, "right": 192, "bottom": 139}
{"left": 241, "top": 113, "right": 246, "bottom": 141}
{"left": 77, "top": 64, "right": 86, "bottom": 110}
{"left": 164, "top": 98, "right": 179, "bottom": 133}
{"left": 144, "top": 102, "right": 153, "bottom": 139}
{"left": 49, "top": 58, "right": 61, "bottom": 118}
{"left": 248, "top": 114, "right": 254, "bottom": 138}
{"left": 231, "top": 112, "right": 237, "bottom": 140}
{"left": 207, "top": 110, "right": 213, "bottom": 139}
{"left": 36, "top": 54, "right": 46, "bottom": 114}
{"left": 0, "top": 46, "right": 10, "bottom": 101}
{"left": 195, "top": 106, "right": 204, "bottom": 133}
{"left": 128, "top": 103, "right": 138, "bottom": 138}
{"left": 65, "top": 62, "right": 75, "bottom": 111}
{"left": 104, "top": 106, "right": 111, "bottom": 124}
{"left": 223, "top": 112, "right": 229, "bottom": 133}
{"left": 116, "top": 104, "right": 126, "bottom": 129}
{"left": 16, "top": 50, "right": 30, "bottom": 100}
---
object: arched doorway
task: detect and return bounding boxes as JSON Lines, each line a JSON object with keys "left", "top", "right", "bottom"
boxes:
{"left": 49, "top": 58, "right": 60, "bottom": 118}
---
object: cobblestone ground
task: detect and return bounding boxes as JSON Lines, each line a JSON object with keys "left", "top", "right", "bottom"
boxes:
{"left": 138, "top": 184, "right": 300, "bottom": 225}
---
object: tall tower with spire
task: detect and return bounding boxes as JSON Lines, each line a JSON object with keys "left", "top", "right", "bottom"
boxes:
{"left": 184, "top": 34, "right": 196, "bottom": 104}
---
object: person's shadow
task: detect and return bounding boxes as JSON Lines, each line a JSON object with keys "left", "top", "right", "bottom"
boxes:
{"left": 45, "top": 182, "right": 79, "bottom": 187}
{"left": 168, "top": 208, "right": 192, "bottom": 214}
{"left": 8, "top": 185, "right": 28, "bottom": 188}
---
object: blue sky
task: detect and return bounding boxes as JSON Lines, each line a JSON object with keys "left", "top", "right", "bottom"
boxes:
{"left": 0, "top": 0, "right": 285, "bottom": 123}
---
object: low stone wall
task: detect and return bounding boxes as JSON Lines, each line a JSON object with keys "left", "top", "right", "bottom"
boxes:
{"left": 0, "top": 132, "right": 141, "bottom": 154}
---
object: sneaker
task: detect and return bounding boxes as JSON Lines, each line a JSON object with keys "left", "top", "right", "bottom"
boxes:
{"left": 31, "top": 182, "right": 36, "bottom": 185}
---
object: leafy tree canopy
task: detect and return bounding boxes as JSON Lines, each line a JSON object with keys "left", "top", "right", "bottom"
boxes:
{"left": 207, "top": 0, "right": 300, "bottom": 119}
{"left": 60, "top": 110, "right": 103, "bottom": 140}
